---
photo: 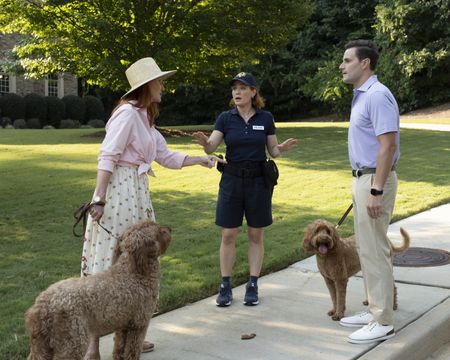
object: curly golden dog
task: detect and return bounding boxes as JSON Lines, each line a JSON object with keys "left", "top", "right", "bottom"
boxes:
{"left": 25, "top": 219, "right": 171, "bottom": 360}
{"left": 303, "top": 219, "right": 409, "bottom": 321}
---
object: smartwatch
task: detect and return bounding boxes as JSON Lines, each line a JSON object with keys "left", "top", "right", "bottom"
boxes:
{"left": 370, "top": 188, "right": 383, "bottom": 196}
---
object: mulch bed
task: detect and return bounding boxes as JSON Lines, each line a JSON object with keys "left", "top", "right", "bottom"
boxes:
{"left": 83, "top": 128, "right": 212, "bottom": 139}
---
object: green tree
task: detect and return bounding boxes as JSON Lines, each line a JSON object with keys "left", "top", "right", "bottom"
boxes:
{"left": 375, "top": 0, "right": 450, "bottom": 111}
{"left": 0, "top": 0, "right": 313, "bottom": 91}
{"left": 299, "top": 0, "right": 450, "bottom": 116}
{"left": 252, "top": 0, "right": 379, "bottom": 119}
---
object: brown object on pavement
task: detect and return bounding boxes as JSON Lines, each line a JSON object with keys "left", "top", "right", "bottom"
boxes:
{"left": 241, "top": 333, "right": 256, "bottom": 340}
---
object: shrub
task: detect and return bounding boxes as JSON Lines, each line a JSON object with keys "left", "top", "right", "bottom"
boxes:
{"left": 24, "top": 93, "right": 47, "bottom": 123}
{"left": 1, "top": 116, "right": 12, "bottom": 127}
{"left": 26, "top": 118, "right": 41, "bottom": 129}
{"left": 0, "top": 93, "right": 25, "bottom": 120}
{"left": 87, "top": 119, "right": 105, "bottom": 128}
{"left": 13, "top": 118, "right": 26, "bottom": 129}
{"left": 59, "top": 119, "right": 77, "bottom": 128}
{"left": 83, "top": 95, "right": 105, "bottom": 122}
{"left": 62, "top": 95, "right": 86, "bottom": 123}
{"left": 45, "top": 96, "right": 65, "bottom": 128}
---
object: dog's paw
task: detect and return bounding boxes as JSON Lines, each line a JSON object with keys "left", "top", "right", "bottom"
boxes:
{"left": 327, "top": 309, "right": 335, "bottom": 317}
{"left": 331, "top": 313, "right": 343, "bottom": 321}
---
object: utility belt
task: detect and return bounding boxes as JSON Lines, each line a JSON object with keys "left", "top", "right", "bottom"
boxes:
{"left": 222, "top": 161, "right": 263, "bottom": 178}
{"left": 352, "top": 164, "right": 396, "bottom": 178}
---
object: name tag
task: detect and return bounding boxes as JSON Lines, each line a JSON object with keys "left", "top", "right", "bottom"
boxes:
{"left": 252, "top": 125, "right": 264, "bottom": 130}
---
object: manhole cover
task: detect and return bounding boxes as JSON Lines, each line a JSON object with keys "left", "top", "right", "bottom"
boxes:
{"left": 393, "top": 247, "right": 450, "bottom": 267}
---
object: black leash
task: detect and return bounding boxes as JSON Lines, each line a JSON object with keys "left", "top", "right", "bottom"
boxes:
{"left": 73, "top": 202, "right": 117, "bottom": 239}
{"left": 335, "top": 203, "right": 353, "bottom": 228}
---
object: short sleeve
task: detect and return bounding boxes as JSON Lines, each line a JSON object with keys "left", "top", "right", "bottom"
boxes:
{"left": 368, "top": 91, "right": 399, "bottom": 136}
{"left": 214, "top": 112, "right": 227, "bottom": 133}
{"left": 266, "top": 112, "right": 276, "bottom": 135}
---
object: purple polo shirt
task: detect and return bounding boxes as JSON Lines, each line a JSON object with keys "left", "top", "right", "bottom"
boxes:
{"left": 348, "top": 75, "right": 400, "bottom": 170}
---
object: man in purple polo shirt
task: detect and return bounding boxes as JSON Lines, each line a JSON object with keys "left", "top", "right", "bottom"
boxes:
{"left": 338, "top": 40, "right": 400, "bottom": 344}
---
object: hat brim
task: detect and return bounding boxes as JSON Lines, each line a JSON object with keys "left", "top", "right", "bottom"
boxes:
{"left": 121, "top": 70, "right": 177, "bottom": 98}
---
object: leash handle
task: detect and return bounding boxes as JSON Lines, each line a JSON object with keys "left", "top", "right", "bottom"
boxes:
{"left": 73, "top": 202, "right": 92, "bottom": 237}
{"left": 73, "top": 201, "right": 115, "bottom": 238}
{"left": 336, "top": 203, "right": 353, "bottom": 228}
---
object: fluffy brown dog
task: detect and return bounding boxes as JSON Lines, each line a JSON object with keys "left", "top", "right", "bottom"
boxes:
{"left": 25, "top": 219, "right": 171, "bottom": 360}
{"left": 302, "top": 219, "right": 409, "bottom": 321}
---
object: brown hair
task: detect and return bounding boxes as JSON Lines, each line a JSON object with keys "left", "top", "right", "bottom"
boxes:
{"left": 229, "top": 88, "right": 265, "bottom": 109}
{"left": 344, "top": 39, "right": 379, "bottom": 71}
{"left": 112, "top": 82, "right": 159, "bottom": 126}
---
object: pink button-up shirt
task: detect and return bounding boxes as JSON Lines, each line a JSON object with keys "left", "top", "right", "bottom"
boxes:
{"left": 98, "top": 103, "right": 187, "bottom": 176}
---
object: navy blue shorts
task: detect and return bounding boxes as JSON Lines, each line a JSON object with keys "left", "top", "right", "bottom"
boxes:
{"left": 215, "top": 173, "right": 273, "bottom": 228}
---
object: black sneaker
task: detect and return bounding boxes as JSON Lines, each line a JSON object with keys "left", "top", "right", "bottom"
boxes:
{"left": 243, "top": 282, "right": 259, "bottom": 306}
{"left": 215, "top": 282, "right": 232, "bottom": 307}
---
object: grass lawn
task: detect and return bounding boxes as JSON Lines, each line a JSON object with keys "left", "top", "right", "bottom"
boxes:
{"left": 1, "top": 123, "right": 449, "bottom": 358}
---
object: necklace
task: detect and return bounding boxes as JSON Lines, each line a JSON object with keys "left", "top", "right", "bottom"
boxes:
{"left": 239, "top": 108, "right": 255, "bottom": 121}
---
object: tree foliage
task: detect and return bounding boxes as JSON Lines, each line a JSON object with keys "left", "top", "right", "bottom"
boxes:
{"left": 0, "top": 0, "right": 313, "bottom": 91}
{"left": 375, "top": 0, "right": 450, "bottom": 111}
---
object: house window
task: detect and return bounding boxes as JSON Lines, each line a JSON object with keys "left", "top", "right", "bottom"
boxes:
{"left": 47, "top": 74, "right": 59, "bottom": 97}
{"left": 0, "top": 73, "right": 10, "bottom": 94}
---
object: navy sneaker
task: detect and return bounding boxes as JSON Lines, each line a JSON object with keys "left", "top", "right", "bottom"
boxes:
{"left": 216, "top": 282, "right": 232, "bottom": 307}
{"left": 243, "top": 282, "right": 259, "bottom": 306}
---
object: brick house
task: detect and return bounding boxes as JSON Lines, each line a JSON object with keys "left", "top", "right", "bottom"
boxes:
{"left": 0, "top": 33, "right": 78, "bottom": 98}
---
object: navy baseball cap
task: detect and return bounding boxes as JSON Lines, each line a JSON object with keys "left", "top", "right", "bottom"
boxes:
{"left": 230, "top": 72, "right": 257, "bottom": 87}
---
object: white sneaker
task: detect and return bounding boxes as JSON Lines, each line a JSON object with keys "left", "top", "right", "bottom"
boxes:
{"left": 348, "top": 321, "right": 395, "bottom": 344}
{"left": 339, "top": 311, "right": 373, "bottom": 328}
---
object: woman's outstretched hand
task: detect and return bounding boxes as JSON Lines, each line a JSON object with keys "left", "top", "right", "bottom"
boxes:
{"left": 277, "top": 138, "right": 298, "bottom": 153}
{"left": 183, "top": 155, "right": 227, "bottom": 168}
{"left": 198, "top": 155, "right": 227, "bottom": 168}
{"left": 192, "top": 131, "right": 209, "bottom": 147}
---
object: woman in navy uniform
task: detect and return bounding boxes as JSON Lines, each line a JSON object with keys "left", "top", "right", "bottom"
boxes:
{"left": 193, "top": 72, "right": 297, "bottom": 306}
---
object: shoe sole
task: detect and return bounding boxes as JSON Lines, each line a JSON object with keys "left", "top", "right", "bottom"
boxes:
{"left": 243, "top": 300, "right": 259, "bottom": 306}
{"left": 348, "top": 332, "right": 395, "bottom": 344}
{"left": 216, "top": 301, "right": 232, "bottom": 307}
{"left": 339, "top": 321, "right": 369, "bottom": 328}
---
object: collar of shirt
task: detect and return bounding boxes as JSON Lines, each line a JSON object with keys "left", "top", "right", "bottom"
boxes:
{"left": 230, "top": 107, "right": 262, "bottom": 117}
{"left": 355, "top": 75, "right": 378, "bottom": 94}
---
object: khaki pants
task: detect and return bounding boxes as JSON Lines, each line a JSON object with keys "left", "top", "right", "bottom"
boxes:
{"left": 352, "top": 171, "right": 397, "bottom": 325}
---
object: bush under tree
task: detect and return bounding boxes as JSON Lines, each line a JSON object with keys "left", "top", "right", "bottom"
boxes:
{"left": 45, "top": 96, "right": 65, "bottom": 128}
{"left": 62, "top": 95, "right": 86, "bottom": 123}
{"left": 83, "top": 95, "right": 105, "bottom": 122}
{"left": 24, "top": 93, "right": 47, "bottom": 124}
{"left": 0, "top": 93, "right": 25, "bottom": 120}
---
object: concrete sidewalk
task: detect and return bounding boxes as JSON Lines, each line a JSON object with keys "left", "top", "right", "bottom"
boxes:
{"left": 99, "top": 204, "right": 450, "bottom": 360}
{"left": 400, "top": 123, "right": 450, "bottom": 132}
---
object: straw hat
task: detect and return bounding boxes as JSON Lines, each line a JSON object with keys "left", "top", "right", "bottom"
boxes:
{"left": 122, "top": 57, "right": 177, "bottom": 98}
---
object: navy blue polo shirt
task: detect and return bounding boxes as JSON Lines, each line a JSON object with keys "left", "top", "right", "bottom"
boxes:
{"left": 214, "top": 108, "right": 276, "bottom": 162}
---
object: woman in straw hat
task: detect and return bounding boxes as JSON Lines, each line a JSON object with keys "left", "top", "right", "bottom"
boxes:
{"left": 193, "top": 72, "right": 297, "bottom": 308}
{"left": 81, "top": 57, "right": 224, "bottom": 359}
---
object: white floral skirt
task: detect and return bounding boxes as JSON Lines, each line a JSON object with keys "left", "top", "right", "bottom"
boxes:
{"left": 81, "top": 165, "right": 155, "bottom": 276}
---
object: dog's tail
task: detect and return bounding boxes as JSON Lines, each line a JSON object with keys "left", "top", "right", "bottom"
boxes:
{"left": 391, "top": 227, "right": 410, "bottom": 254}
{"left": 25, "top": 302, "right": 53, "bottom": 359}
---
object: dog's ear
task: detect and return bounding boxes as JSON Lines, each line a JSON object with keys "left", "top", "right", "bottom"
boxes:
{"left": 111, "top": 234, "right": 125, "bottom": 265}
{"left": 329, "top": 224, "right": 340, "bottom": 244}
{"left": 158, "top": 226, "right": 171, "bottom": 255}
{"left": 302, "top": 223, "right": 315, "bottom": 252}
{"left": 128, "top": 229, "right": 153, "bottom": 275}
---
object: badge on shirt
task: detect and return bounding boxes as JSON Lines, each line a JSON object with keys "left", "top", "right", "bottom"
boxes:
{"left": 252, "top": 125, "right": 264, "bottom": 130}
